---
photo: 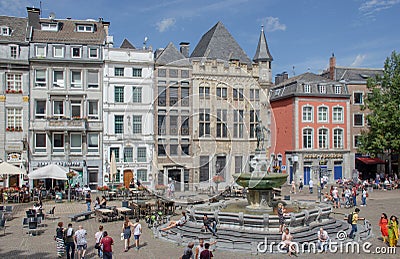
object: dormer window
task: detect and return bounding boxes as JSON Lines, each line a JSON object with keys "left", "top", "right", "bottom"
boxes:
{"left": 76, "top": 24, "right": 93, "bottom": 32}
{"left": 1, "top": 26, "right": 11, "bottom": 36}
{"left": 71, "top": 47, "right": 81, "bottom": 58}
{"left": 318, "top": 84, "right": 326, "bottom": 94}
{"left": 41, "top": 22, "right": 58, "bottom": 31}
{"left": 303, "top": 84, "right": 311, "bottom": 93}
{"left": 334, "top": 85, "right": 342, "bottom": 94}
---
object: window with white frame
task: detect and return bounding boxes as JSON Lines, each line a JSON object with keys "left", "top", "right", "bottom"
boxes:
{"left": 303, "top": 84, "right": 311, "bottom": 93}
{"left": 110, "top": 147, "right": 120, "bottom": 162}
{"left": 71, "top": 70, "right": 82, "bottom": 88}
{"left": 6, "top": 73, "right": 22, "bottom": 91}
{"left": 354, "top": 92, "right": 363, "bottom": 104}
{"left": 217, "top": 86, "right": 228, "bottom": 99}
{"left": 71, "top": 47, "right": 81, "bottom": 58}
{"left": 303, "top": 128, "right": 313, "bottom": 149}
{"left": 124, "top": 147, "right": 133, "bottom": 162}
{"left": 41, "top": 22, "right": 58, "bottom": 31}
{"left": 333, "top": 106, "right": 344, "bottom": 123}
{"left": 302, "top": 106, "right": 313, "bottom": 122}
{"left": 234, "top": 109, "right": 244, "bottom": 138}
{"left": 1, "top": 26, "right": 11, "bottom": 35}
{"left": 354, "top": 114, "right": 364, "bottom": 126}
{"left": 53, "top": 100, "right": 64, "bottom": 116}
{"left": 137, "top": 169, "right": 147, "bottom": 182}
{"left": 52, "top": 133, "right": 64, "bottom": 153}
{"left": 87, "top": 133, "right": 99, "bottom": 152}
{"left": 354, "top": 135, "right": 361, "bottom": 148}
{"left": 137, "top": 147, "right": 147, "bottom": 162}
{"left": 77, "top": 24, "right": 93, "bottom": 32}
{"left": 333, "top": 128, "right": 343, "bottom": 148}
{"left": 114, "top": 67, "right": 124, "bottom": 76}
{"left": 114, "top": 115, "right": 124, "bottom": 134}
{"left": 7, "top": 108, "right": 22, "bottom": 130}
{"left": 114, "top": 86, "right": 124, "bottom": 103}
{"left": 10, "top": 45, "right": 18, "bottom": 58}
{"left": 216, "top": 109, "right": 228, "bottom": 138}
{"left": 35, "top": 133, "right": 46, "bottom": 152}
{"left": 53, "top": 46, "right": 64, "bottom": 58}
{"left": 334, "top": 85, "right": 342, "bottom": 94}
{"left": 132, "top": 87, "right": 142, "bottom": 103}
{"left": 70, "top": 134, "right": 82, "bottom": 153}
{"left": 35, "top": 45, "right": 46, "bottom": 57}
{"left": 35, "top": 100, "right": 46, "bottom": 119}
{"left": 199, "top": 85, "right": 210, "bottom": 98}
{"left": 250, "top": 89, "right": 260, "bottom": 101}
{"left": 70, "top": 100, "right": 81, "bottom": 118}
{"left": 318, "top": 85, "right": 326, "bottom": 94}
{"left": 318, "top": 128, "right": 329, "bottom": 149}
{"left": 53, "top": 70, "right": 64, "bottom": 88}
{"left": 87, "top": 71, "right": 99, "bottom": 88}
{"left": 132, "top": 115, "right": 142, "bottom": 134}
{"left": 88, "top": 101, "right": 99, "bottom": 119}
{"left": 318, "top": 106, "right": 328, "bottom": 122}
{"left": 199, "top": 109, "right": 210, "bottom": 137}
{"left": 35, "top": 69, "right": 46, "bottom": 87}
{"left": 88, "top": 47, "right": 98, "bottom": 58}
{"left": 132, "top": 68, "right": 142, "bottom": 77}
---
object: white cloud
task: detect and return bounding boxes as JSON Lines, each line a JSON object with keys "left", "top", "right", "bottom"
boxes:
{"left": 156, "top": 18, "right": 176, "bottom": 32}
{"left": 359, "top": 0, "right": 400, "bottom": 15}
{"left": 351, "top": 54, "right": 367, "bottom": 67}
{"left": 264, "top": 17, "right": 286, "bottom": 32}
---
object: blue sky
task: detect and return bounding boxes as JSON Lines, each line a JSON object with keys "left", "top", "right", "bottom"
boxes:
{"left": 1, "top": 0, "right": 399, "bottom": 76}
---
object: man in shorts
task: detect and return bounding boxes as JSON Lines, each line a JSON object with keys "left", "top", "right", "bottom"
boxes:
{"left": 100, "top": 231, "right": 114, "bottom": 259}
{"left": 133, "top": 218, "right": 142, "bottom": 250}
{"left": 74, "top": 225, "right": 88, "bottom": 259}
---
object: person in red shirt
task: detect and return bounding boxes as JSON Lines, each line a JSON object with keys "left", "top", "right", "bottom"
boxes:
{"left": 99, "top": 231, "right": 114, "bottom": 259}
{"left": 199, "top": 243, "right": 214, "bottom": 259}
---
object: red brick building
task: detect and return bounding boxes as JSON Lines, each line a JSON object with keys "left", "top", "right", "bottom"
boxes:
{"left": 270, "top": 72, "right": 351, "bottom": 185}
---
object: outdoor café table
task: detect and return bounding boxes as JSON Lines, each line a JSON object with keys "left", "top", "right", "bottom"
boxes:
{"left": 108, "top": 191, "right": 116, "bottom": 200}
{"left": 116, "top": 207, "right": 132, "bottom": 218}
{"left": 97, "top": 208, "right": 113, "bottom": 214}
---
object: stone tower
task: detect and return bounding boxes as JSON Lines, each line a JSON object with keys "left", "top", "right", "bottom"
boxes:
{"left": 253, "top": 26, "right": 273, "bottom": 89}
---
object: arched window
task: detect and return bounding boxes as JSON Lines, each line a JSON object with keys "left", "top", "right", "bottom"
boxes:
{"left": 318, "top": 106, "right": 328, "bottom": 122}
{"left": 333, "top": 106, "right": 343, "bottom": 122}
{"left": 302, "top": 105, "right": 313, "bottom": 122}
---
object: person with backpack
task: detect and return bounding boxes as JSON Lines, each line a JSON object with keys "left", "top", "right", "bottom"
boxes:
{"left": 348, "top": 208, "right": 364, "bottom": 239}
{"left": 64, "top": 223, "right": 75, "bottom": 259}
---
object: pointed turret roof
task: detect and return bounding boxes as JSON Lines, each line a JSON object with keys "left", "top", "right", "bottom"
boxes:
{"left": 120, "top": 38, "right": 135, "bottom": 49}
{"left": 191, "top": 21, "right": 251, "bottom": 64}
{"left": 253, "top": 26, "right": 273, "bottom": 62}
{"left": 155, "top": 42, "right": 190, "bottom": 67}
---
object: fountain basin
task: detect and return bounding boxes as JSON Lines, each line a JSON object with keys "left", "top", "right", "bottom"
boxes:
{"left": 233, "top": 173, "right": 287, "bottom": 190}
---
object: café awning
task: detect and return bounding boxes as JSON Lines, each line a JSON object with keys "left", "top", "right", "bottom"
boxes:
{"left": 356, "top": 157, "right": 385, "bottom": 165}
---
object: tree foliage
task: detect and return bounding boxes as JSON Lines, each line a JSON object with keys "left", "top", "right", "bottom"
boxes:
{"left": 359, "top": 51, "right": 400, "bottom": 155}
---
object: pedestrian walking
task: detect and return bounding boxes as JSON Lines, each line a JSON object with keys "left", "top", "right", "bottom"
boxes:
{"left": 299, "top": 179, "right": 303, "bottom": 193}
{"left": 132, "top": 218, "right": 142, "bottom": 250}
{"left": 122, "top": 217, "right": 135, "bottom": 252}
{"left": 309, "top": 179, "right": 314, "bottom": 194}
{"left": 94, "top": 225, "right": 104, "bottom": 258}
{"left": 199, "top": 243, "right": 214, "bottom": 259}
{"left": 277, "top": 203, "right": 286, "bottom": 234}
{"left": 85, "top": 190, "right": 92, "bottom": 211}
{"left": 75, "top": 225, "right": 88, "bottom": 259}
{"left": 290, "top": 181, "right": 296, "bottom": 194}
{"left": 379, "top": 213, "right": 389, "bottom": 244}
{"left": 195, "top": 238, "right": 217, "bottom": 259}
{"left": 180, "top": 242, "right": 194, "bottom": 259}
{"left": 361, "top": 186, "right": 367, "bottom": 206}
{"left": 348, "top": 208, "right": 364, "bottom": 239}
{"left": 388, "top": 215, "right": 399, "bottom": 247}
{"left": 64, "top": 223, "right": 76, "bottom": 259}
{"left": 332, "top": 187, "right": 340, "bottom": 208}
{"left": 100, "top": 231, "right": 114, "bottom": 259}
{"left": 351, "top": 186, "right": 357, "bottom": 207}
{"left": 55, "top": 222, "right": 65, "bottom": 258}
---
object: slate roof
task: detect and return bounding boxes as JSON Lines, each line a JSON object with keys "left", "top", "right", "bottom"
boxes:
{"left": 253, "top": 27, "right": 273, "bottom": 62}
{"left": 270, "top": 72, "right": 349, "bottom": 101}
{"left": 329, "top": 67, "right": 383, "bottom": 83}
{"left": 0, "top": 16, "right": 28, "bottom": 44}
{"left": 120, "top": 38, "right": 135, "bottom": 49}
{"left": 155, "top": 42, "right": 190, "bottom": 67}
{"left": 190, "top": 21, "right": 251, "bottom": 64}
{"left": 31, "top": 18, "right": 106, "bottom": 44}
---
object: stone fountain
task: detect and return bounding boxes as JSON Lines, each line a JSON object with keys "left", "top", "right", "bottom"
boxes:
{"left": 233, "top": 121, "right": 287, "bottom": 212}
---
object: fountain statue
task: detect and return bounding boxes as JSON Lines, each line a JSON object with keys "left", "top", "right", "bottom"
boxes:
{"left": 233, "top": 121, "right": 287, "bottom": 212}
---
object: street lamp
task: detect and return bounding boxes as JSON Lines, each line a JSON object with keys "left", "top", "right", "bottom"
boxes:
{"left": 318, "top": 159, "right": 327, "bottom": 202}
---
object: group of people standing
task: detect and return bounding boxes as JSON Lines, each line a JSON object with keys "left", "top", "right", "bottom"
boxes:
{"left": 55, "top": 222, "right": 114, "bottom": 259}
{"left": 379, "top": 213, "right": 399, "bottom": 247}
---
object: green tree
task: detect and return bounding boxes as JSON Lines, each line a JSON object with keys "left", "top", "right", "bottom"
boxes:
{"left": 359, "top": 51, "right": 400, "bottom": 172}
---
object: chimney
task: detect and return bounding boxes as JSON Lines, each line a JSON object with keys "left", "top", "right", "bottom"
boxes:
{"left": 179, "top": 42, "right": 190, "bottom": 58}
{"left": 329, "top": 53, "right": 336, "bottom": 80}
{"left": 282, "top": 71, "right": 288, "bottom": 81}
{"left": 27, "top": 7, "right": 41, "bottom": 30}
{"left": 275, "top": 73, "right": 282, "bottom": 85}
{"left": 102, "top": 21, "right": 110, "bottom": 36}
